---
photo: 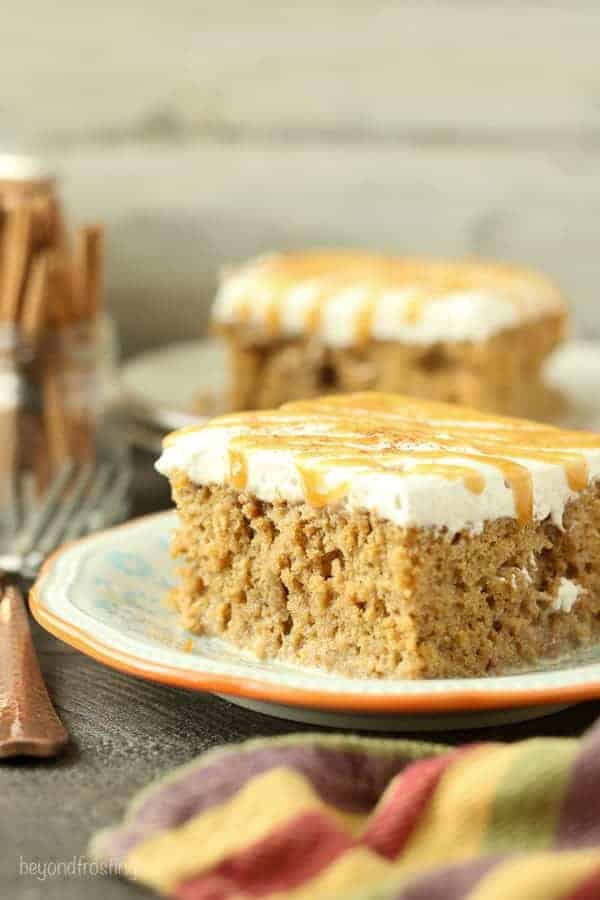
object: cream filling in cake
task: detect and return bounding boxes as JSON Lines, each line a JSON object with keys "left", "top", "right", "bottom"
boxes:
{"left": 213, "top": 252, "right": 565, "bottom": 347}
{"left": 157, "top": 395, "right": 600, "bottom": 535}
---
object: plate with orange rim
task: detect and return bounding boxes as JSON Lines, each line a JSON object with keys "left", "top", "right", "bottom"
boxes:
{"left": 30, "top": 510, "right": 600, "bottom": 732}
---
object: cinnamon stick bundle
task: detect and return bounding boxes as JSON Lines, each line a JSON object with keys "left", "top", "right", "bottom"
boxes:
{"left": 0, "top": 181, "right": 105, "bottom": 489}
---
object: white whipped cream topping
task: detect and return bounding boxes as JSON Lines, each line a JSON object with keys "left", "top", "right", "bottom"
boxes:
{"left": 551, "top": 577, "right": 583, "bottom": 613}
{"left": 156, "top": 426, "right": 600, "bottom": 534}
{"left": 213, "top": 257, "right": 563, "bottom": 347}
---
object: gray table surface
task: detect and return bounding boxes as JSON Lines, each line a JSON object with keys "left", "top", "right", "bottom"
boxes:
{"left": 4, "top": 452, "right": 600, "bottom": 900}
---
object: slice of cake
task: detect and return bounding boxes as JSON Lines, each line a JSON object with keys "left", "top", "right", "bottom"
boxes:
{"left": 156, "top": 393, "right": 600, "bottom": 679}
{"left": 212, "top": 251, "right": 566, "bottom": 417}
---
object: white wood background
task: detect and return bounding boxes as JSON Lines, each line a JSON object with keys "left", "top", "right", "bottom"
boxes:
{"left": 1, "top": 1, "right": 599, "bottom": 354}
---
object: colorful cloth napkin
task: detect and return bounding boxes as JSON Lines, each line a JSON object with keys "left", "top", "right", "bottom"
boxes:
{"left": 91, "top": 722, "right": 600, "bottom": 899}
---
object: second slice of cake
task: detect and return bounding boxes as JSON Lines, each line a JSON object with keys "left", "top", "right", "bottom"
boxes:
{"left": 212, "top": 251, "right": 566, "bottom": 417}
{"left": 157, "top": 393, "right": 600, "bottom": 679}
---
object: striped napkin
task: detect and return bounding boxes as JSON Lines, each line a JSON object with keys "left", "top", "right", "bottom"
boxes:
{"left": 91, "top": 722, "right": 600, "bottom": 899}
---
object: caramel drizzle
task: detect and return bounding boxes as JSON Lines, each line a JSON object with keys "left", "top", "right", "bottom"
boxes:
{"left": 402, "top": 290, "right": 428, "bottom": 326}
{"left": 228, "top": 447, "right": 248, "bottom": 490}
{"left": 230, "top": 437, "right": 530, "bottom": 518}
{"left": 222, "top": 254, "right": 563, "bottom": 342}
{"left": 408, "top": 464, "right": 485, "bottom": 496}
{"left": 354, "top": 287, "right": 380, "bottom": 345}
{"left": 297, "top": 457, "right": 486, "bottom": 508}
{"left": 264, "top": 297, "right": 280, "bottom": 336}
{"left": 296, "top": 465, "right": 351, "bottom": 508}
{"left": 305, "top": 280, "right": 338, "bottom": 335}
{"left": 305, "top": 291, "right": 323, "bottom": 334}
{"left": 171, "top": 394, "right": 600, "bottom": 524}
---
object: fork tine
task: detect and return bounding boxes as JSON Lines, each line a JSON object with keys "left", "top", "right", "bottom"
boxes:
{"left": 32, "top": 462, "right": 98, "bottom": 562}
{"left": 61, "top": 461, "right": 114, "bottom": 543}
{"left": 86, "top": 466, "right": 130, "bottom": 533}
{"left": 13, "top": 461, "right": 74, "bottom": 556}
{"left": 4, "top": 469, "right": 21, "bottom": 536}
{"left": 3, "top": 453, "right": 131, "bottom": 579}
{"left": 21, "top": 471, "right": 38, "bottom": 525}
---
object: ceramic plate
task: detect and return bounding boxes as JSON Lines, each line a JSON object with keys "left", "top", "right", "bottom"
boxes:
{"left": 119, "top": 339, "right": 230, "bottom": 433}
{"left": 119, "top": 338, "right": 600, "bottom": 441}
{"left": 31, "top": 511, "right": 600, "bottom": 732}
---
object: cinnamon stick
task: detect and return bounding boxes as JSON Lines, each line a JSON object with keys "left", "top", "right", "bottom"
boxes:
{"left": 28, "top": 194, "right": 56, "bottom": 249}
{"left": 42, "top": 370, "right": 71, "bottom": 469}
{"left": 0, "top": 203, "right": 33, "bottom": 323}
{"left": 73, "top": 224, "right": 104, "bottom": 320}
{"left": 46, "top": 250, "right": 76, "bottom": 327}
{"left": 21, "top": 252, "right": 49, "bottom": 345}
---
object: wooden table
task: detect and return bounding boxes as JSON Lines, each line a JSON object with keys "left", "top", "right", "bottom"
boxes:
{"left": 2, "top": 450, "right": 600, "bottom": 898}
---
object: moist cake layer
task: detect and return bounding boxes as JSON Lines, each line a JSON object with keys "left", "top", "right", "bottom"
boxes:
{"left": 168, "top": 477, "right": 600, "bottom": 678}
{"left": 157, "top": 394, "right": 600, "bottom": 679}
{"left": 220, "top": 316, "right": 564, "bottom": 417}
{"left": 157, "top": 394, "right": 600, "bottom": 535}
{"left": 212, "top": 252, "right": 566, "bottom": 348}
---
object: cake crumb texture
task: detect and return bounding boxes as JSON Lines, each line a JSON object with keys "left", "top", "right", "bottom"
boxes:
{"left": 219, "top": 317, "right": 564, "bottom": 416}
{"left": 169, "top": 475, "right": 600, "bottom": 679}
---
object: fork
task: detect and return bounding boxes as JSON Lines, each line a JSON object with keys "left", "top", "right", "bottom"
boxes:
{"left": 0, "top": 458, "right": 130, "bottom": 758}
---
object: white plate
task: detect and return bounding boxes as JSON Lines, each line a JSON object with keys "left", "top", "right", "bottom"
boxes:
{"left": 119, "top": 339, "right": 230, "bottom": 432}
{"left": 118, "top": 338, "right": 600, "bottom": 439}
{"left": 31, "top": 512, "right": 600, "bottom": 732}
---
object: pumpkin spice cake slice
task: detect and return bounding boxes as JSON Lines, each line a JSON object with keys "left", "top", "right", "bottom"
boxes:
{"left": 211, "top": 251, "right": 566, "bottom": 417}
{"left": 156, "top": 393, "right": 600, "bottom": 679}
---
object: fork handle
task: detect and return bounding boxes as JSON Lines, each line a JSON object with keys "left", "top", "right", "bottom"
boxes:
{"left": 0, "top": 585, "right": 68, "bottom": 758}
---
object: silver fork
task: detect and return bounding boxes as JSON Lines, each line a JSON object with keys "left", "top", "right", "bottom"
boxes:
{"left": 0, "top": 459, "right": 130, "bottom": 579}
{"left": 0, "top": 458, "right": 130, "bottom": 758}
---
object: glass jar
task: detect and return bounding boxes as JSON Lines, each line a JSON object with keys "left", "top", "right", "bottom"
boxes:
{"left": 0, "top": 317, "right": 117, "bottom": 474}
{"left": 0, "top": 155, "right": 126, "bottom": 550}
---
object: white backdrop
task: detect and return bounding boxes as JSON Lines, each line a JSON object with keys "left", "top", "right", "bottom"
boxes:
{"left": 2, "top": 1, "right": 599, "bottom": 355}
